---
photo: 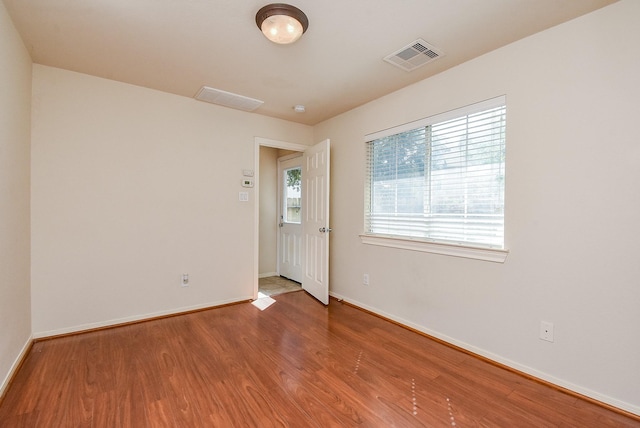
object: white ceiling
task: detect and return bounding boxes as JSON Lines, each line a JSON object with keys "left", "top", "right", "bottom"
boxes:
{"left": 3, "top": 0, "right": 616, "bottom": 125}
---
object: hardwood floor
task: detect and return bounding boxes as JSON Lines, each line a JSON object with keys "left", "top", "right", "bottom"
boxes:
{"left": 1, "top": 290, "right": 638, "bottom": 427}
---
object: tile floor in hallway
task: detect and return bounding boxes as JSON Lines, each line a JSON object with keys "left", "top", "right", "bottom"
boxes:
{"left": 258, "top": 275, "right": 302, "bottom": 296}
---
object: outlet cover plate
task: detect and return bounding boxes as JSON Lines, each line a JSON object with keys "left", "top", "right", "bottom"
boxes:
{"left": 540, "top": 321, "right": 554, "bottom": 342}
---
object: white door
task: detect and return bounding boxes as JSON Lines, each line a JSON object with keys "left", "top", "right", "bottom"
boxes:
{"left": 302, "top": 139, "right": 330, "bottom": 305}
{"left": 278, "top": 156, "right": 303, "bottom": 282}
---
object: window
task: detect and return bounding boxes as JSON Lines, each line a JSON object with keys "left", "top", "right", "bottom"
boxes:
{"left": 364, "top": 96, "right": 506, "bottom": 252}
{"left": 284, "top": 167, "right": 301, "bottom": 223}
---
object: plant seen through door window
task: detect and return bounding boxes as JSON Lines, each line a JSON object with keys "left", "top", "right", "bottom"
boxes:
{"left": 285, "top": 167, "right": 301, "bottom": 223}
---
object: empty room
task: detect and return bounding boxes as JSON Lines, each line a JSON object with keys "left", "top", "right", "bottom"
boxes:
{"left": 1, "top": 0, "right": 639, "bottom": 425}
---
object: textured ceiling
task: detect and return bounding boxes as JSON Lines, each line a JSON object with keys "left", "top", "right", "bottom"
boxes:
{"left": 3, "top": 0, "right": 616, "bottom": 125}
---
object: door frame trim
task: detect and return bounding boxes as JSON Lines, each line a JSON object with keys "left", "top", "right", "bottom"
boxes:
{"left": 253, "top": 137, "right": 310, "bottom": 300}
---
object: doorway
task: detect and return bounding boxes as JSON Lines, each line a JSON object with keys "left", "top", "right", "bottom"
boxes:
{"left": 255, "top": 139, "right": 307, "bottom": 300}
{"left": 256, "top": 149, "right": 303, "bottom": 298}
{"left": 253, "top": 137, "right": 331, "bottom": 305}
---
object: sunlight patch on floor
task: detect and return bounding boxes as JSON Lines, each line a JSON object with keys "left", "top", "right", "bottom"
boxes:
{"left": 252, "top": 295, "right": 276, "bottom": 311}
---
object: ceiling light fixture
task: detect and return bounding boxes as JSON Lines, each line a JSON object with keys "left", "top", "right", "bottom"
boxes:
{"left": 256, "top": 4, "right": 309, "bottom": 45}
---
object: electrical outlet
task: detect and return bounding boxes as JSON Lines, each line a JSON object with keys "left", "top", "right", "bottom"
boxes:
{"left": 363, "top": 274, "right": 369, "bottom": 286}
{"left": 540, "top": 321, "right": 554, "bottom": 342}
{"left": 181, "top": 274, "right": 189, "bottom": 287}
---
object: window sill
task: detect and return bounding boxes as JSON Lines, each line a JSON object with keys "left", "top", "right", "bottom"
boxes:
{"left": 359, "top": 234, "right": 508, "bottom": 263}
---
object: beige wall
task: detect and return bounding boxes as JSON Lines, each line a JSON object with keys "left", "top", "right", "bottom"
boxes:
{"left": 4, "top": 0, "right": 639, "bottom": 416}
{"left": 31, "top": 65, "right": 313, "bottom": 336}
{"left": 0, "top": 2, "right": 32, "bottom": 395}
{"left": 258, "top": 146, "right": 278, "bottom": 276}
{"left": 314, "top": 0, "right": 640, "bottom": 414}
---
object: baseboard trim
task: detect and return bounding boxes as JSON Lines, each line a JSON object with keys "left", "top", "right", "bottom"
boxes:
{"left": 33, "top": 297, "right": 252, "bottom": 341}
{"left": 329, "top": 292, "right": 640, "bottom": 420}
{"left": 0, "top": 335, "right": 33, "bottom": 405}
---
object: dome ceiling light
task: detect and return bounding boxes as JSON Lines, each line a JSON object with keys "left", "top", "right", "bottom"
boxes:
{"left": 256, "top": 4, "right": 309, "bottom": 45}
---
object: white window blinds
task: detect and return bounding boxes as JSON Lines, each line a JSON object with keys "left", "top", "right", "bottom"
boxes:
{"left": 365, "top": 97, "right": 506, "bottom": 249}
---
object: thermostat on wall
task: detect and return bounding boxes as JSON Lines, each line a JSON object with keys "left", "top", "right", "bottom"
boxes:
{"left": 242, "top": 178, "right": 254, "bottom": 188}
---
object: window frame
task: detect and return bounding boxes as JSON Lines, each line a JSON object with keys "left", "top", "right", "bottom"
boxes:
{"left": 361, "top": 96, "right": 509, "bottom": 263}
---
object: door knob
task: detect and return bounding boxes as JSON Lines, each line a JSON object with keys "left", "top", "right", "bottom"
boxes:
{"left": 319, "top": 227, "right": 333, "bottom": 233}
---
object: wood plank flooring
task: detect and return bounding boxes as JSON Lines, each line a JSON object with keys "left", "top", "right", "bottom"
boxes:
{"left": 1, "top": 290, "right": 638, "bottom": 427}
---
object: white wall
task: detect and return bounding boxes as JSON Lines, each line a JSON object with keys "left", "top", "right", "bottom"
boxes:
{"left": 315, "top": 0, "right": 640, "bottom": 414}
{"left": 0, "top": 2, "right": 32, "bottom": 395}
{"left": 259, "top": 146, "right": 278, "bottom": 276}
{"left": 31, "top": 65, "right": 313, "bottom": 336}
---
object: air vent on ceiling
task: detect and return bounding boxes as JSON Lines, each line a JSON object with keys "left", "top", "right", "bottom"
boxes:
{"left": 194, "top": 86, "right": 264, "bottom": 112}
{"left": 383, "top": 39, "right": 443, "bottom": 72}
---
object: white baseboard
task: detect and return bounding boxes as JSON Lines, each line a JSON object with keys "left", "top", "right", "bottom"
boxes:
{"left": 0, "top": 335, "right": 33, "bottom": 398}
{"left": 33, "top": 296, "right": 252, "bottom": 339}
{"left": 329, "top": 291, "right": 640, "bottom": 417}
